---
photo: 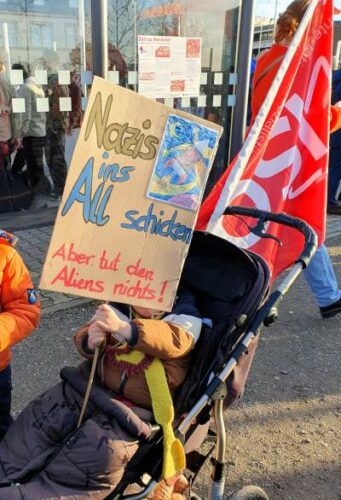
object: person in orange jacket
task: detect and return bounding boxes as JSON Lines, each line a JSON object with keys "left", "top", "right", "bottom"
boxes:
{"left": 250, "top": 0, "right": 341, "bottom": 319}
{"left": 0, "top": 230, "right": 40, "bottom": 440}
{"left": 251, "top": 0, "right": 341, "bottom": 131}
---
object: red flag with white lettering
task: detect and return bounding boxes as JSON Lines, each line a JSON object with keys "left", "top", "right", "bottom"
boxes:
{"left": 197, "top": 0, "right": 333, "bottom": 280}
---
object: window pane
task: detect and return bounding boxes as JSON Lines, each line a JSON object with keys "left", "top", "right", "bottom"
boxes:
{"left": 0, "top": 0, "right": 93, "bottom": 205}
{"left": 30, "top": 24, "right": 41, "bottom": 48}
{"left": 42, "top": 25, "right": 53, "bottom": 48}
{"left": 66, "top": 25, "right": 77, "bottom": 48}
{"left": 8, "top": 21, "right": 18, "bottom": 47}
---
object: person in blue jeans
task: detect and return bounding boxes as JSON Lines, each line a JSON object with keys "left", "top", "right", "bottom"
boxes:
{"left": 304, "top": 244, "right": 341, "bottom": 318}
{"left": 307, "top": 69, "right": 341, "bottom": 316}
{"left": 327, "top": 68, "right": 341, "bottom": 215}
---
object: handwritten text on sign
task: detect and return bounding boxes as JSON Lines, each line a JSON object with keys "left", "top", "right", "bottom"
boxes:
{"left": 40, "top": 78, "right": 221, "bottom": 310}
{"left": 51, "top": 243, "right": 168, "bottom": 303}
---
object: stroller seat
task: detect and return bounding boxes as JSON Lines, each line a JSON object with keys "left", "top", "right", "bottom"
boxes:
{"left": 112, "top": 231, "right": 270, "bottom": 498}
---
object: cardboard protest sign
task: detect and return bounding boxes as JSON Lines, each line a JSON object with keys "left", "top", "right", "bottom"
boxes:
{"left": 40, "top": 77, "right": 222, "bottom": 310}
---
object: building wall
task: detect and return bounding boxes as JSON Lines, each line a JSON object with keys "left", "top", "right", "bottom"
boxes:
{"left": 253, "top": 19, "right": 341, "bottom": 60}
{"left": 0, "top": 0, "right": 91, "bottom": 70}
{"left": 252, "top": 24, "right": 273, "bottom": 56}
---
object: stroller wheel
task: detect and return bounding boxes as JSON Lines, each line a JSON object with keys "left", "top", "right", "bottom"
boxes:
{"left": 228, "top": 485, "right": 270, "bottom": 500}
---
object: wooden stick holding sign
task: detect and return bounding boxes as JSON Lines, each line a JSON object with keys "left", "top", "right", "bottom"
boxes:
{"left": 77, "top": 345, "right": 100, "bottom": 428}
{"left": 77, "top": 301, "right": 126, "bottom": 428}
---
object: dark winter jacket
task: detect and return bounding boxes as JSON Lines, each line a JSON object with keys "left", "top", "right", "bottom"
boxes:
{"left": 330, "top": 69, "right": 341, "bottom": 152}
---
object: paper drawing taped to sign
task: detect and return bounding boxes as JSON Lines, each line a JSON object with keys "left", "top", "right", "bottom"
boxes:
{"left": 146, "top": 115, "right": 220, "bottom": 211}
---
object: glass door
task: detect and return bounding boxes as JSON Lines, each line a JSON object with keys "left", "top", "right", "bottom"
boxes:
{"left": 106, "top": 0, "right": 241, "bottom": 190}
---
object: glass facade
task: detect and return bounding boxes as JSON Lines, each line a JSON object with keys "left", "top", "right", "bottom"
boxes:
{"left": 107, "top": 0, "right": 240, "bottom": 187}
{"left": 0, "top": 1, "right": 92, "bottom": 71}
{"left": 0, "top": 0, "right": 240, "bottom": 212}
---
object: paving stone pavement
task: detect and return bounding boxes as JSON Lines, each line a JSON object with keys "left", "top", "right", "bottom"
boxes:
{"left": 13, "top": 214, "right": 340, "bottom": 314}
{"left": 326, "top": 215, "right": 341, "bottom": 239}
{"left": 15, "top": 226, "right": 92, "bottom": 314}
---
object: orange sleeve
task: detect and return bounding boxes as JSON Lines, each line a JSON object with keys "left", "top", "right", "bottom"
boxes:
{"left": 133, "top": 319, "right": 194, "bottom": 360}
{"left": 330, "top": 105, "right": 341, "bottom": 133}
{"left": 0, "top": 250, "right": 40, "bottom": 352}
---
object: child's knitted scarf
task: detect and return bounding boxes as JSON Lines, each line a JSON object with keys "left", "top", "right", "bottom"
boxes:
{"left": 111, "top": 346, "right": 186, "bottom": 479}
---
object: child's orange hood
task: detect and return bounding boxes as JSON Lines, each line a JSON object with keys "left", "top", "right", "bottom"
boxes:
{"left": 0, "top": 230, "right": 18, "bottom": 247}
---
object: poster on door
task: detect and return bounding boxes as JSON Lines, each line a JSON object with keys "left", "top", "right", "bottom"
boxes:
{"left": 138, "top": 35, "right": 201, "bottom": 98}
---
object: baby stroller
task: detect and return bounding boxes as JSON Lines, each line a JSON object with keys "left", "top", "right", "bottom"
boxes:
{"left": 108, "top": 206, "right": 317, "bottom": 500}
{"left": 0, "top": 206, "right": 316, "bottom": 500}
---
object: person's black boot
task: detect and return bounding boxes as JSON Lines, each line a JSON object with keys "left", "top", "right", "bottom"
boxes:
{"left": 327, "top": 201, "right": 341, "bottom": 215}
{"left": 320, "top": 298, "right": 341, "bottom": 318}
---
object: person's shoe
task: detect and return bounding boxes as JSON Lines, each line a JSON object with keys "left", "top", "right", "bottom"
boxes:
{"left": 30, "top": 194, "right": 49, "bottom": 210}
{"left": 49, "top": 190, "right": 61, "bottom": 200}
{"left": 320, "top": 298, "right": 341, "bottom": 318}
{"left": 327, "top": 202, "right": 341, "bottom": 215}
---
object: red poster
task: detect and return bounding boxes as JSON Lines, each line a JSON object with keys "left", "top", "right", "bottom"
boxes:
{"left": 186, "top": 38, "right": 201, "bottom": 58}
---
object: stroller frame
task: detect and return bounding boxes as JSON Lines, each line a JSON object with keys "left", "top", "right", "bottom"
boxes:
{"left": 111, "top": 206, "right": 317, "bottom": 500}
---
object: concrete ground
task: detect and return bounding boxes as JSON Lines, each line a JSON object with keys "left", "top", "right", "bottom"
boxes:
{"left": 6, "top": 214, "right": 341, "bottom": 499}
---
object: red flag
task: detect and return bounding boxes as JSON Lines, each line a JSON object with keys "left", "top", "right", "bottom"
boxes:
{"left": 334, "top": 6, "right": 341, "bottom": 14}
{"left": 197, "top": 0, "right": 333, "bottom": 281}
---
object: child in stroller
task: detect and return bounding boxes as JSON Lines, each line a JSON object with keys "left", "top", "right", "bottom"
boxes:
{"left": 0, "top": 285, "right": 202, "bottom": 499}
{"left": 0, "top": 208, "right": 316, "bottom": 500}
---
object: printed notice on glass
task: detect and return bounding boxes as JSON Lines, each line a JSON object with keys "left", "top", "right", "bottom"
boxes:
{"left": 138, "top": 35, "right": 201, "bottom": 98}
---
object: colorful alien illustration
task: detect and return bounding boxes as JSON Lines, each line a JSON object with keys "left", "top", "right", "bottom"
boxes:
{"left": 147, "top": 115, "right": 219, "bottom": 211}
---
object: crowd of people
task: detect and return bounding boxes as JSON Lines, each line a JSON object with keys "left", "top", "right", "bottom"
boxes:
{"left": 0, "top": 42, "right": 132, "bottom": 214}
{"left": 0, "top": 51, "right": 83, "bottom": 212}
